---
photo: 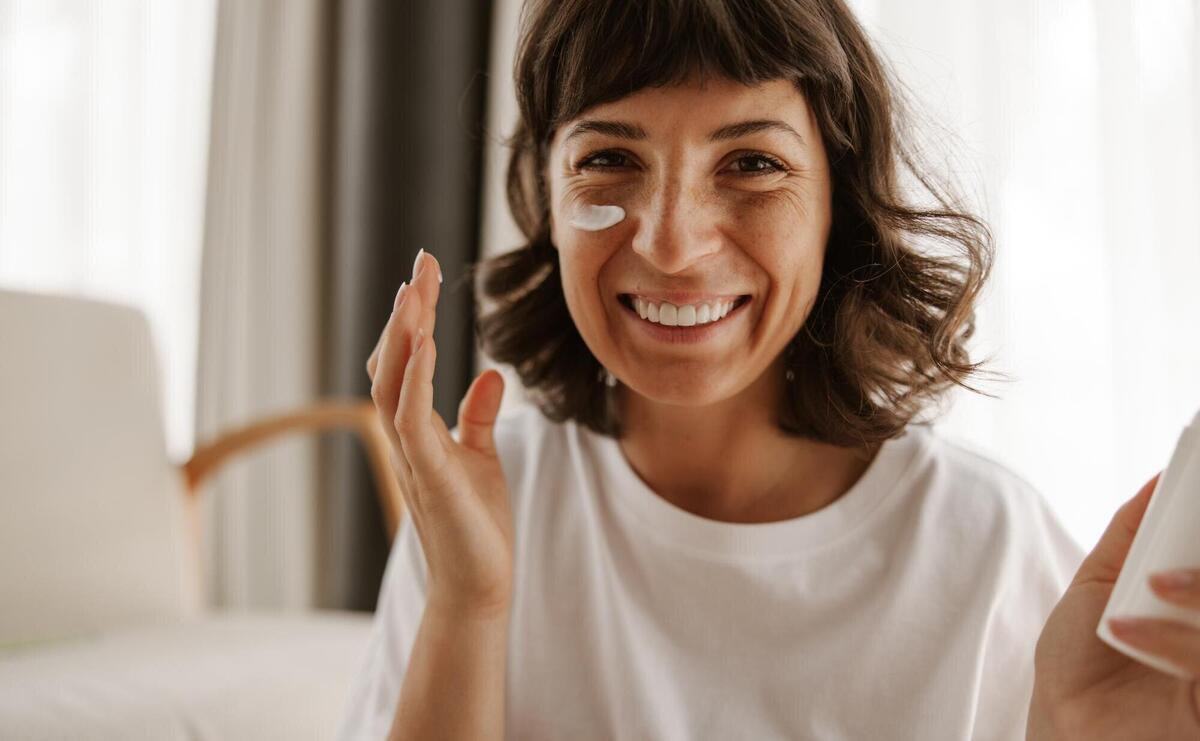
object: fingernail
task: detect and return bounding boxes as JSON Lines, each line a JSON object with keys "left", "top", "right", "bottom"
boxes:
{"left": 394, "top": 282, "right": 409, "bottom": 310}
{"left": 1109, "top": 616, "right": 1152, "bottom": 635}
{"left": 413, "top": 248, "right": 425, "bottom": 279}
{"left": 1151, "top": 570, "right": 1195, "bottom": 589}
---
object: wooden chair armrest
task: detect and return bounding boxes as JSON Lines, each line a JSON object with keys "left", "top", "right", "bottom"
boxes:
{"left": 180, "top": 398, "right": 404, "bottom": 541}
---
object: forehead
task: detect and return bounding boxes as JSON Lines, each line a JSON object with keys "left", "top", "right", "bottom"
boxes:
{"left": 555, "top": 77, "right": 813, "bottom": 145}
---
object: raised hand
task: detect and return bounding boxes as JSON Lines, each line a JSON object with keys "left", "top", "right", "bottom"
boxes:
{"left": 1028, "top": 472, "right": 1200, "bottom": 739}
{"left": 366, "top": 249, "right": 514, "bottom": 618}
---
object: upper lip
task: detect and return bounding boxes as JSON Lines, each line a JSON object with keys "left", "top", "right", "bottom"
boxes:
{"left": 621, "top": 291, "right": 749, "bottom": 305}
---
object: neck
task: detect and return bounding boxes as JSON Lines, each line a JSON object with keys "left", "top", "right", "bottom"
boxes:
{"left": 616, "top": 358, "right": 879, "bottom": 524}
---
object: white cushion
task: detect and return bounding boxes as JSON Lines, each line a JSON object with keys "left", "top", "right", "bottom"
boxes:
{"left": 0, "top": 610, "right": 373, "bottom": 741}
{"left": 0, "top": 288, "right": 200, "bottom": 647}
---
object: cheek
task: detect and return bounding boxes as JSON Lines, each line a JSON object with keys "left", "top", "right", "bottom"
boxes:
{"left": 556, "top": 237, "right": 621, "bottom": 337}
{"left": 727, "top": 188, "right": 815, "bottom": 237}
{"left": 723, "top": 189, "right": 824, "bottom": 268}
{"left": 725, "top": 190, "right": 828, "bottom": 320}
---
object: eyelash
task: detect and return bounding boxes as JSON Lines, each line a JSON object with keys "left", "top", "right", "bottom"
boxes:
{"left": 575, "top": 150, "right": 789, "bottom": 176}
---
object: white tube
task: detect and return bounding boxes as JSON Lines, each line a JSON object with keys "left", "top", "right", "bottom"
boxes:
{"left": 1097, "top": 408, "right": 1200, "bottom": 679}
{"left": 568, "top": 204, "right": 625, "bottom": 231}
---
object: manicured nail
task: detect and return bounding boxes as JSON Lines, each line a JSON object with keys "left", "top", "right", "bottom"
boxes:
{"left": 1109, "top": 616, "right": 1152, "bottom": 635}
{"left": 1151, "top": 570, "right": 1195, "bottom": 589}
{"left": 394, "top": 282, "right": 409, "bottom": 310}
{"left": 413, "top": 248, "right": 426, "bottom": 279}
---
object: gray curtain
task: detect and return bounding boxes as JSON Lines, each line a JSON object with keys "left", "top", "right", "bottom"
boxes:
{"left": 316, "top": 0, "right": 493, "bottom": 611}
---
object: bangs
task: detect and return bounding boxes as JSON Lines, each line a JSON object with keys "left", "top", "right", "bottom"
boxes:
{"left": 520, "top": 0, "right": 853, "bottom": 144}
{"left": 488, "top": 0, "right": 999, "bottom": 443}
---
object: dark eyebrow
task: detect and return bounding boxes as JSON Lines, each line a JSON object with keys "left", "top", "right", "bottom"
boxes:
{"left": 563, "top": 120, "right": 649, "bottom": 143}
{"left": 708, "top": 119, "right": 805, "bottom": 146}
{"left": 562, "top": 118, "right": 804, "bottom": 147}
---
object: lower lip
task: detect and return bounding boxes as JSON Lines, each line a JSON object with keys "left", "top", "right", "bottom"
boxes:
{"left": 619, "top": 296, "right": 751, "bottom": 345}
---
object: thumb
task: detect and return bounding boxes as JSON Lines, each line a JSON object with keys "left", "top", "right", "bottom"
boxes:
{"left": 456, "top": 368, "right": 505, "bottom": 456}
{"left": 1071, "top": 470, "right": 1163, "bottom": 588}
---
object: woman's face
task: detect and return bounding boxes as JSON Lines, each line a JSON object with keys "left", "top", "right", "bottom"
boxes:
{"left": 545, "top": 76, "right": 832, "bottom": 407}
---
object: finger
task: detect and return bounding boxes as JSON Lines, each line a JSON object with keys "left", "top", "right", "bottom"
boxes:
{"left": 1108, "top": 617, "right": 1200, "bottom": 678}
{"left": 366, "top": 281, "right": 409, "bottom": 381}
{"left": 1148, "top": 570, "right": 1200, "bottom": 610}
{"left": 1071, "top": 471, "right": 1162, "bottom": 588}
{"left": 370, "top": 283, "right": 420, "bottom": 416}
{"left": 395, "top": 327, "right": 449, "bottom": 489}
{"left": 371, "top": 284, "right": 421, "bottom": 484}
{"left": 412, "top": 250, "right": 442, "bottom": 343}
{"left": 372, "top": 329, "right": 414, "bottom": 489}
{"left": 457, "top": 369, "right": 505, "bottom": 456}
{"left": 411, "top": 248, "right": 443, "bottom": 308}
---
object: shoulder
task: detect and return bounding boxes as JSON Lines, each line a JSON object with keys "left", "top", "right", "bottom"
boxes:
{"left": 452, "top": 403, "right": 571, "bottom": 490}
{"left": 909, "top": 424, "right": 1056, "bottom": 519}
{"left": 910, "top": 424, "right": 1086, "bottom": 584}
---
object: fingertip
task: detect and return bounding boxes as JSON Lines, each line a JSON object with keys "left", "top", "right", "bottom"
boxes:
{"left": 422, "top": 252, "right": 442, "bottom": 288}
{"left": 481, "top": 369, "right": 505, "bottom": 411}
{"left": 488, "top": 367, "right": 505, "bottom": 393}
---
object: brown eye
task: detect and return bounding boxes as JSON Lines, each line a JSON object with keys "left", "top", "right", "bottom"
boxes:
{"left": 731, "top": 153, "right": 787, "bottom": 175}
{"left": 577, "top": 150, "right": 629, "bottom": 170}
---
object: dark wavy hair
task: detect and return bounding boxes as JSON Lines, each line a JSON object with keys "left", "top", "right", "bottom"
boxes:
{"left": 466, "top": 0, "right": 1005, "bottom": 447}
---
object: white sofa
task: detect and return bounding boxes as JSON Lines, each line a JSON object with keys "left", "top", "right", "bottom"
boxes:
{"left": 0, "top": 288, "right": 404, "bottom": 741}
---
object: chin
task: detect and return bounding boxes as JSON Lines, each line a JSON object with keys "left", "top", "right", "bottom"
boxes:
{"left": 620, "top": 371, "right": 737, "bottom": 407}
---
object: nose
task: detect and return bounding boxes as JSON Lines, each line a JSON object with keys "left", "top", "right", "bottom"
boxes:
{"left": 630, "top": 173, "right": 722, "bottom": 275}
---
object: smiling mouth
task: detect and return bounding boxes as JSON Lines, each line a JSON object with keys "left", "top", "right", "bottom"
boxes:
{"left": 618, "top": 293, "right": 752, "bottom": 327}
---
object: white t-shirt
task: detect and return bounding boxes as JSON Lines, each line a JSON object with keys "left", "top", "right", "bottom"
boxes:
{"left": 333, "top": 405, "right": 1085, "bottom": 740}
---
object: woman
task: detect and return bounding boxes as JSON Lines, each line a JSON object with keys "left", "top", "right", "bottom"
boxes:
{"left": 337, "top": 1, "right": 1200, "bottom": 738}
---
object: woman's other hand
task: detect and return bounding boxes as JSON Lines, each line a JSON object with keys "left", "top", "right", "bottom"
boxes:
{"left": 366, "top": 250, "right": 514, "bottom": 618}
{"left": 1028, "top": 472, "right": 1200, "bottom": 739}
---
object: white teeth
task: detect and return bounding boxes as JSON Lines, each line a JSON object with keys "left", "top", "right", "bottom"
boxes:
{"left": 629, "top": 296, "right": 739, "bottom": 327}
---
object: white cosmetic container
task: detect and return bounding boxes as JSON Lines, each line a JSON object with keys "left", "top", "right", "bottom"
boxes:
{"left": 1097, "top": 408, "right": 1200, "bottom": 679}
{"left": 568, "top": 204, "right": 625, "bottom": 231}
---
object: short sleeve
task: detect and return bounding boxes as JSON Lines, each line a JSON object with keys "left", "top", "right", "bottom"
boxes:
{"left": 331, "top": 510, "right": 429, "bottom": 741}
{"left": 969, "top": 485, "right": 1086, "bottom": 741}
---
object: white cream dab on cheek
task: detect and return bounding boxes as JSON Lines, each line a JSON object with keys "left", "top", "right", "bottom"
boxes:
{"left": 568, "top": 204, "right": 625, "bottom": 231}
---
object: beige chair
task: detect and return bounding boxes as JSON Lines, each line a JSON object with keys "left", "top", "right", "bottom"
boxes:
{"left": 0, "top": 287, "right": 403, "bottom": 741}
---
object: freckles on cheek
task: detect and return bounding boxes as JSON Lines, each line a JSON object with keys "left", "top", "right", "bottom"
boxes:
{"left": 729, "top": 189, "right": 819, "bottom": 245}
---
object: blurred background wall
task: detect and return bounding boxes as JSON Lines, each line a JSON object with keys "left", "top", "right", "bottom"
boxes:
{"left": 1, "top": 0, "right": 1197, "bottom": 613}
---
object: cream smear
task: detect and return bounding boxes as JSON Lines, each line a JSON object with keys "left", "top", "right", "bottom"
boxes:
{"left": 568, "top": 204, "right": 625, "bottom": 231}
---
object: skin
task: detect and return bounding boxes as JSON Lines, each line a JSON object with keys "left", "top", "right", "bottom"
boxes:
{"left": 544, "top": 75, "right": 880, "bottom": 523}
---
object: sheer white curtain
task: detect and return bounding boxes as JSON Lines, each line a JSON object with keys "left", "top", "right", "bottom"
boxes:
{"left": 0, "top": 0, "right": 216, "bottom": 462}
{"left": 195, "top": 0, "right": 328, "bottom": 611}
{"left": 849, "top": 0, "right": 1200, "bottom": 549}
{"left": 479, "top": 0, "right": 1200, "bottom": 551}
